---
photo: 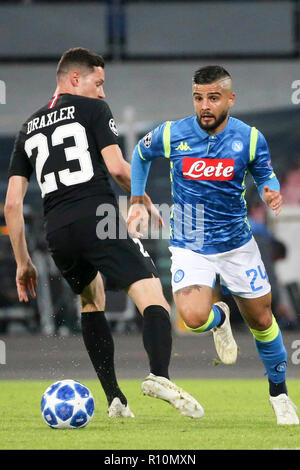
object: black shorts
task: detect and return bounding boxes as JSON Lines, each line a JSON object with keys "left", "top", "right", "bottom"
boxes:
{"left": 46, "top": 213, "right": 158, "bottom": 295}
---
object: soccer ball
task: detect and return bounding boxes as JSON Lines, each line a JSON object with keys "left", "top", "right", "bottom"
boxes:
{"left": 41, "top": 379, "right": 95, "bottom": 429}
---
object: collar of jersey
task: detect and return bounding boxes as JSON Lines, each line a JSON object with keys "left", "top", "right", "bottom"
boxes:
{"left": 192, "top": 115, "right": 232, "bottom": 140}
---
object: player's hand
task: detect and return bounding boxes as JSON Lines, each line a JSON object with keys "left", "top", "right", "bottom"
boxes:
{"left": 16, "top": 259, "right": 38, "bottom": 302}
{"left": 142, "top": 194, "right": 164, "bottom": 230}
{"left": 262, "top": 186, "right": 282, "bottom": 216}
{"left": 147, "top": 203, "right": 165, "bottom": 231}
{"left": 127, "top": 202, "right": 149, "bottom": 239}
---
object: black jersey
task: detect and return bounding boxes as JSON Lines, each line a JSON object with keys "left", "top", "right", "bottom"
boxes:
{"left": 8, "top": 94, "right": 120, "bottom": 233}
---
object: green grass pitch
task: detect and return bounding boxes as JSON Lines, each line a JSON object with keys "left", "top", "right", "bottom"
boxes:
{"left": 1, "top": 378, "right": 300, "bottom": 450}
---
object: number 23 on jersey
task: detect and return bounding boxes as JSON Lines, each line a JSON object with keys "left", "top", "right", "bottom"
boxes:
{"left": 24, "top": 122, "right": 94, "bottom": 197}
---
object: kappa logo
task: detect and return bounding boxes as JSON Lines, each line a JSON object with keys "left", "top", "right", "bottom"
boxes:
{"left": 109, "top": 118, "right": 118, "bottom": 136}
{"left": 175, "top": 142, "right": 192, "bottom": 151}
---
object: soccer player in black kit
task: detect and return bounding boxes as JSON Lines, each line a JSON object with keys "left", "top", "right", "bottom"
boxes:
{"left": 5, "top": 48, "right": 203, "bottom": 419}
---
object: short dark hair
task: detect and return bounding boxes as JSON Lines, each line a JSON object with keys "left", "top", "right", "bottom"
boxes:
{"left": 193, "top": 65, "right": 231, "bottom": 85}
{"left": 56, "top": 47, "right": 105, "bottom": 77}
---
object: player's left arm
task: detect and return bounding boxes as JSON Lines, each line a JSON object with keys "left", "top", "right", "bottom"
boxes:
{"left": 261, "top": 185, "right": 282, "bottom": 216}
{"left": 4, "top": 175, "right": 38, "bottom": 302}
{"left": 248, "top": 131, "right": 282, "bottom": 216}
{"left": 127, "top": 124, "right": 167, "bottom": 238}
{"left": 101, "top": 143, "right": 132, "bottom": 193}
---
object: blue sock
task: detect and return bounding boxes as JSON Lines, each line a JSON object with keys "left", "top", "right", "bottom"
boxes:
{"left": 250, "top": 316, "right": 288, "bottom": 395}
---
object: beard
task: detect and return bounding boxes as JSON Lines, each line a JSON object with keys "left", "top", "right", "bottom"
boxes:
{"left": 198, "top": 109, "right": 229, "bottom": 132}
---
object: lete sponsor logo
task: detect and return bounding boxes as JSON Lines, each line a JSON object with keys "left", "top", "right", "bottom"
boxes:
{"left": 182, "top": 158, "right": 235, "bottom": 181}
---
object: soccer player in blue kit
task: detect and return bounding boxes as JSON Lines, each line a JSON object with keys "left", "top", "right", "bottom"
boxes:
{"left": 127, "top": 65, "right": 299, "bottom": 425}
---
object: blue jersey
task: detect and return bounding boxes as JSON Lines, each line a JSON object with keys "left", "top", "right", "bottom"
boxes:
{"left": 131, "top": 115, "right": 279, "bottom": 254}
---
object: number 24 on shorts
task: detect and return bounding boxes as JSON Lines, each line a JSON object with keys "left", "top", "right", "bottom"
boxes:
{"left": 245, "top": 265, "right": 268, "bottom": 292}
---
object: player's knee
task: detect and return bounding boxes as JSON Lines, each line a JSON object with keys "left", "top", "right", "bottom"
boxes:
{"left": 80, "top": 294, "right": 101, "bottom": 312}
{"left": 184, "top": 316, "right": 210, "bottom": 330}
{"left": 128, "top": 277, "right": 170, "bottom": 314}
{"left": 141, "top": 300, "right": 171, "bottom": 316}
{"left": 157, "top": 298, "right": 171, "bottom": 315}
{"left": 179, "top": 305, "right": 210, "bottom": 329}
{"left": 249, "top": 306, "right": 273, "bottom": 331}
{"left": 81, "top": 301, "right": 99, "bottom": 313}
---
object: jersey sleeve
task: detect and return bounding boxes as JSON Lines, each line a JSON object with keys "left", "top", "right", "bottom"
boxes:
{"left": 131, "top": 122, "right": 167, "bottom": 196}
{"left": 137, "top": 122, "right": 169, "bottom": 161}
{"left": 90, "top": 100, "right": 119, "bottom": 151}
{"left": 8, "top": 130, "right": 34, "bottom": 180}
{"left": 248, "top": 129, "right": 280, "bottom": 200}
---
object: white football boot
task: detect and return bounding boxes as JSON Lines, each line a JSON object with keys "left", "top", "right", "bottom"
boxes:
{"left": 142, "top": 373, "right": 204, "bottom": 419}
{"left": 212, "top": 301, "right": 238, "bottom": 365}
{"left": 108, "top": 397, "right": 135, "bottom": 418}
{"left": 269, "top": 394, "right": 299, "bottom": 425}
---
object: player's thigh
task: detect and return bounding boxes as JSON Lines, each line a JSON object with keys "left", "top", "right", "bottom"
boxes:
{"left": 70, "top": 215, "right": 164, "bottom": 312}
{"left": 126, "top": 277, "right": 170, "bottom": 315}
{"left": 82, "top": 217, "right": 158, "bottom": 292}
{"left": 80, "top": 272, "right": 106, "bottom": 312}
{"left": 218, "top": 237, "right": 271, "bottom": 301}
{"left": 169, "top": 246, "right": 215, "bottom": 324}
{"left": 233, "top": 292, "right": 273, "bottom": 330}
{"left": 173, "top": 284, "right": 214, "bottom": 328}
{"left": 46, "top": 225, "right": 97, "bottom": 297}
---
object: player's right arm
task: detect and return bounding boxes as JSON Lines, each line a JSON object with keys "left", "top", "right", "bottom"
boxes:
{"left": 127, "top": 123, "right": 167, "bottom": 238}
{"left": 101, "top": 142, "right": 162, "bottom": 227}
{"left": 5, "top": 131, "right": 37, "bottom": 302}
{"left": 4, "top": 175, "right": 38, "bottom": 302}
{"left": 90, "top": 100, "right": 161, "bottom": 228}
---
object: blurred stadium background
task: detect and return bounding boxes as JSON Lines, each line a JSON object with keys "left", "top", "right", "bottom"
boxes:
{"left": 0, "top": 0, "right": 300, "bottom": 381}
